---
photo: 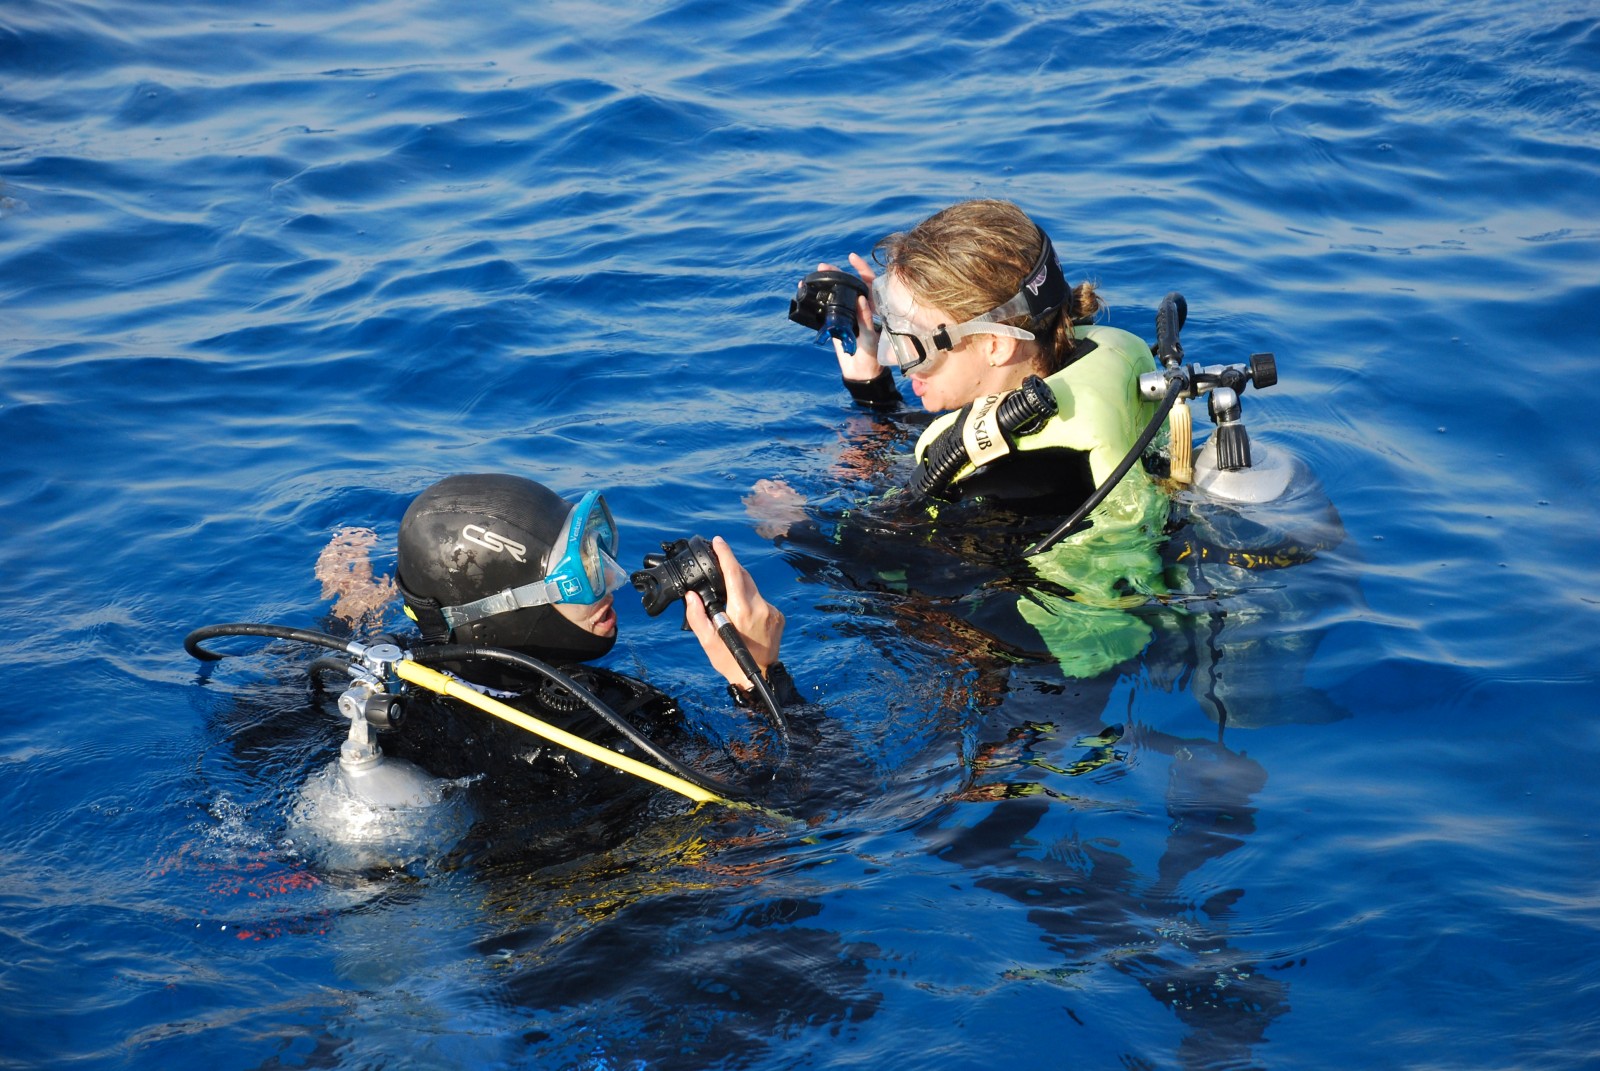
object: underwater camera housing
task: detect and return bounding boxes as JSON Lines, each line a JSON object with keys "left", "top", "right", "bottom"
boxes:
{"left": 631, "top": 536, "right": 726, "bottom": 618}
{"left": 633, "top": 537, "right": 792, "bottom": 736}
{"left": 789, "top": 270, "right": 871, "bottom": 355}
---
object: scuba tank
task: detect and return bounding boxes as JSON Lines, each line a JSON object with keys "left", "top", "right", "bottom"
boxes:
{"left": 1129, "top": 292, "right": 1341, "bottom": 573}
{"left": 1132, "top": 294, "right": 1351, "bottom": 732}
{"left": 1135, "top": 292, "right": 1288, "bottom": 505}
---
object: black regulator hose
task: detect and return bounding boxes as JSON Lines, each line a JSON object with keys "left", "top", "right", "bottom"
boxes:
{"left": 411, "top": 643, "right": 743, "bottom": 798}
{"left": 308, "top": 656, "right": 357, "bottom": 690}
{"left": 699, "top": 595, "right": 790, "bottom": 748}
{"left": 185, "top": 622, "right": 354, "bottom": 660}
{"left": 908, "top": 374, "right": 1058, "bottom": 503}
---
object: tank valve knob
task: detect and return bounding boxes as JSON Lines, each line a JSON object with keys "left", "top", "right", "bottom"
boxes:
{"left": 1249, "top": 352, "right": 1277, "bottom": 390}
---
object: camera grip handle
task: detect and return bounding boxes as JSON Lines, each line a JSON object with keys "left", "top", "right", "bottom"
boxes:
{"left": 709, "top": 607, "right": 790, "bottom": 745}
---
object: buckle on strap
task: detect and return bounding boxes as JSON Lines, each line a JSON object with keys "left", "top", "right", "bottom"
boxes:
{"left": 439, "top": 579, "right": 557, "bottom": 631}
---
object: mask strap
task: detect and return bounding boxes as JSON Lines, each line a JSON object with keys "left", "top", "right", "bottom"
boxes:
{"left": 396, "top": 572, "right": 453, "bottom": 643}
{"left": 437, "top": 578, "right": 561, "bottom": 631}
{"left": 1019, "top": 224, "right": 1068, "bottom": 324}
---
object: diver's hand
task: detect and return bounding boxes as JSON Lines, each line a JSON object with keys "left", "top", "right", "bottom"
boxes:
{"left": 684, "top": 536, "right": 784, "bottom": 689}
{"left": 817, "top": 254, "right": 881, "bottom": 382}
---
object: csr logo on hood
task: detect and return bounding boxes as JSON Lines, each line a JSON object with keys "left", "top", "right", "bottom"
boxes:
{"left": 461, "top": 524, "right": 527, "bottom": 563}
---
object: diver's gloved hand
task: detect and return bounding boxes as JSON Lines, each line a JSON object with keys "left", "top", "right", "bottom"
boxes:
{"left": 816, "top": 255, "right": 881, "bottom": 381}
{"left": 683, "top": 536, "right": 785, "bottom": 690}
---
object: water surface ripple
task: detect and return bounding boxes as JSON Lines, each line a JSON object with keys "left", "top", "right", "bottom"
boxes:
{"left": 3, "top": 1, "right": 1598, "bottom": 1068}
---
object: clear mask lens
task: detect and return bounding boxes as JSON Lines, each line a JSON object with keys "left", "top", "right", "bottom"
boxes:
{"left": 871, "top": 273, "right": 1035, "bottom": 375}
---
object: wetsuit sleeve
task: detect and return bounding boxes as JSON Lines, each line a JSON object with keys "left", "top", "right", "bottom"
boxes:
{"left": 843, "top": 370, "right": 904, "bottom": 409}
{"left": 727, "top": 661, "right": 805, "bottom": 711}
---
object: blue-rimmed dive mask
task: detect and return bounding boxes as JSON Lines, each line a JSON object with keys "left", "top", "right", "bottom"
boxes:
{"left": 439, "top": 490, "right": 625, "bottom": 631}
{"left": 873, "top": 225, "right": 1068, "bottom": 376}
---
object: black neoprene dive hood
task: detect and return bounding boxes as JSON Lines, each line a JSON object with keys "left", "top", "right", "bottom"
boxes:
{"left": 395, "top": 473, "right": 617, "bottom": 665}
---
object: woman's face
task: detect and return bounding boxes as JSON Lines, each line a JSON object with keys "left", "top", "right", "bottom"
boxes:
{"left": 879, "top": 272, "right": 1020, "bottom": 413}
{"left": 907, "top": 338, "right": 1008, "bottom": 413}
{"left": 556, "top": 592, "right": 617, "bottom": 637}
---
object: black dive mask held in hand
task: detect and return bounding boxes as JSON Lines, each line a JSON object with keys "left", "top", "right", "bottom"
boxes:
{"left": 789, "top": 270, "right": 871, "bottom": 355}
{"left": 632, "top": 536, "right": 725, "bottom": 618}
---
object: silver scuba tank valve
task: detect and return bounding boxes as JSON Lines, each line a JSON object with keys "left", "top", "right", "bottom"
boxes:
{"left": 1132, "top": 291, "right": 1292, "bottom": 506}
{"left": 338, "top": 702, "right": 383, "bottom": 770}
{"left": 334, "top": 658, "right": 407, "bottom": 773}
{"left": 329, "top": 667, "right": 447, "bottom": 811}
{"left": 328, "top": 679, "right": 450, "bottom": 813}
{"left": 337, "top": 677, "right": 405, "bottom": 731}
{"left": 1139, "top": 355, "right": 1278, "bottom": 402}
{"left": 336, "top": 642, "right": 407, "bottom": 731}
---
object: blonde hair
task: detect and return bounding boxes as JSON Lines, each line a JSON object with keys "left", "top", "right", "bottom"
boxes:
{"left": 875, "top": 199, "right": 1100, "bottom": 375}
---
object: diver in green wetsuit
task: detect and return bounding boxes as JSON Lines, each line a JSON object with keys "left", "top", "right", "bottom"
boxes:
{"left": 764, "top": 198, "right": 1171, "bottom": 676}
{"left": 775, "top": 197, "right": 1355, "bottom": 726}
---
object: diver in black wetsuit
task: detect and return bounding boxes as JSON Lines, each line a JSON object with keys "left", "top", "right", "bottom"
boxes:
{"left": 370, "top": 473, "right": 802, "bottom": 852}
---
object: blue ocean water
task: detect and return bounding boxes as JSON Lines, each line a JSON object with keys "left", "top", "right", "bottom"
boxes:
{"left": 4, "top": 0, "right": 1599, "bottom": 1067}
